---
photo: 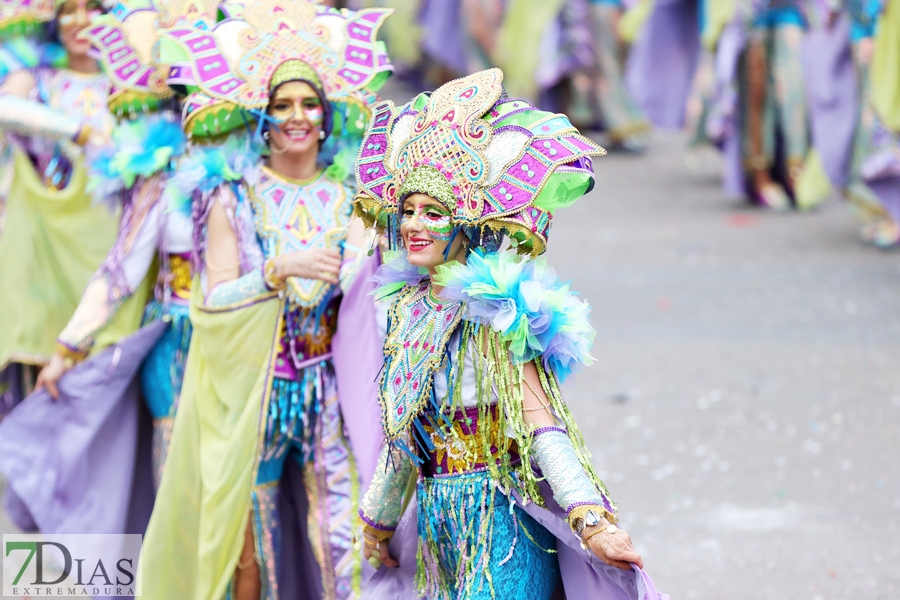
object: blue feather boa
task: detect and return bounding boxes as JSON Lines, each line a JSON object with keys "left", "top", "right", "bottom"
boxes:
{"left": 88, "top": 113, "right": 186, "bottom": 202}
{"left": 376, "top": 250, "right": 596, "bottom": 382}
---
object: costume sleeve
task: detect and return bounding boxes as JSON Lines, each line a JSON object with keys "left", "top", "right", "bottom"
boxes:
{"left": 359, "top": 441, "right": 417, "bottom": 539}
{"left": 0, "top": 95, "right": 83, "bottom": 142}
{"left": 57, "top": 179, "right": 164, "bottom": 355}
{"left": 338, "top": 239, "right": 368, "bottom": 294}
{"left": 531, "top": 426, "right": 618, "bottom": 528}
{"left": 205, "top": 267, "right": 270, "bottom": 307}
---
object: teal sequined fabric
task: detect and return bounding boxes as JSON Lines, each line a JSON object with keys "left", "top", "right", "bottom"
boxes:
{"left": 416, "top": 471, "right": 560, "bottom": 600}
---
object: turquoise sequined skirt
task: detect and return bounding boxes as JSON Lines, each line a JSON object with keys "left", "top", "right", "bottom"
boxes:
{"left": 416, "top": 471, "right": 560, "bottom": 600}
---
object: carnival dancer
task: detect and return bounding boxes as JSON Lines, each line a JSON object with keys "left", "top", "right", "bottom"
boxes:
{"left": 741, "top": 0, "right": 811, "bottom": 208}
{"left": 843, "top": 0, "right": 900, "bottom": 248}
{"left": 353, "top": 68, "right": 665, "bottom": 600}
{"left": 569, "top": 0, "right": 652, "bottom": 151}
{"left": 0, "top": 0, "right": 116, "bottom": 419}
{"left": 0, "top": 0, "right": 208, "bottom": 551}
{"left": 138, "top": 2, "right": 393, "bottom": 599}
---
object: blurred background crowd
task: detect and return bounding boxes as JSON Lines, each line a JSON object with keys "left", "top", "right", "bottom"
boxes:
{"left": 342, "top": 0, "right": 900, "bottom": 248}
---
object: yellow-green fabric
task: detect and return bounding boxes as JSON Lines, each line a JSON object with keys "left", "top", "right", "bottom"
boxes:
{"left": 138, "top": 279, "right": 280, "bottom": 600}
{"left": 359, "top": 0, "right": 422, "bottom": 66}
{"left": 619, "top": 0, "right": 655, "bottom": 44}
{"left": 795, "top": 148, "right": 832, "bottom": 210}
{"left": 89, "top": 259, "right": 158, "bottom": 358}
{"left": 0, "top": 149, "right": 119, "bottom": 369}
{"left": 871, "top": 0, "right": 900, "bottom": 132}
{"left": 702, "top": 0, "right": 738, "bottom": 50}
{"left": 492, "top": 0, "right": 566, "bottom": 101}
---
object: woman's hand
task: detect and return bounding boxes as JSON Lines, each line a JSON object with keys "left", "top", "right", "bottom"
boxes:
{"left": 585, "top": 525, "right": 644, "bottom": 571}
{"left": 362, "top": 538, "right": 399, "bottom": 570}
{"left": 278, "top": 248, "right": 341, "bottom": 284}
{"left": 35, "top": 353, "right": 72, "bottom": 400}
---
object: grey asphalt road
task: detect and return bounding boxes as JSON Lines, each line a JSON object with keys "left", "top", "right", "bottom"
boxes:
{"left": 3, "top": 105, "right": 899, "bottom": 599}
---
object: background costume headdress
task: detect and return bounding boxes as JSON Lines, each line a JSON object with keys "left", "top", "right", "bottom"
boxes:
{"left": 158, "top": 0, "right": 393, "bottom": 141}
{"left": 79, "top": 0, "right": 176, "bottom": 116}
{"left": 354, "top": 68, "right": 605, "bottom": 256}
{"left": 0, "top": 0, "right": 55, "bottom": 38}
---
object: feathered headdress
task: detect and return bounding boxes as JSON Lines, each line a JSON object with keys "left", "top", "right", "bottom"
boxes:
{"left": 354, "top": 68, "right": 605, "bottom": 256}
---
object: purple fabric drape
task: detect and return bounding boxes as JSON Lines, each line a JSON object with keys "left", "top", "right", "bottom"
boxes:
{"left": 0, "top": 322, "right": 163, "bottom": 538}
{"left": 626, "top": 0, "right": 701, "bottom": 129}
{"left": 419, "top": 0, "right": 468, "bottom": 76}
{"left": 802, "top": 15, "right": 858, "bottom": 188}
{"left": 332, "top": 251, "right": 386, "bottom": 491}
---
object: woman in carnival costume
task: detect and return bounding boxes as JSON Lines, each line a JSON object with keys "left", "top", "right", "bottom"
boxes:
{"left": 0, "top": 0, "right": 117, "bottom": 419}
{"left": 567, "top": 0, "right": 652, "bottom": 152}
{"left": 843, "top": 0, "right": 900, "bottom": 248}
{"left": 0, "top": 0, "right": 202, "bottom": 545}
{"left": 353, "top": 68, "right": 666, "bottom": 600}
{"left": 139, "top": 2, "right": 393, "bottom": 598}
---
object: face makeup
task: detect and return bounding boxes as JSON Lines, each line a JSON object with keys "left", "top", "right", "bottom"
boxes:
{"left": 266, "top": 80, "right": 324, "bottom": 154}
{"left": 401, "top": 201, "right": 453, "bottom": 242}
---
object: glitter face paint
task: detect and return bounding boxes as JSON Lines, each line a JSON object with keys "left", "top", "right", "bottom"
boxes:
{"left": 268, "top": 93, "right": 324, "bottom": 127}
{"left": 402, "top": 201, "right": 454, "bottom": 242}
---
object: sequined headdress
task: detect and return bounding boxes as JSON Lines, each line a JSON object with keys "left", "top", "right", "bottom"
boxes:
{"left": 158, "top": 0, "right": 393, "bottom": 139}
{"left": 79, "top": 0, "right": 179, "bottom": 116}
{"left": 354, "top": 68, "right": 605, "bottom": 256}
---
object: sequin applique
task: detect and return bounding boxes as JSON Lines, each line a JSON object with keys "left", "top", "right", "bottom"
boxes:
{"left": 250, "top": 168, "right": 352, "bottom": 308}
{"left": 379, "top": 282, "right": 464, "bottom": 439}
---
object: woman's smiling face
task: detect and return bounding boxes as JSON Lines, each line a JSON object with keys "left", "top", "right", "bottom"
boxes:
{"left": 400, "top": 193, "right": 457, "bottom": 271}
{"left": 265, "top": 80, "right": 324, "bottom": 158}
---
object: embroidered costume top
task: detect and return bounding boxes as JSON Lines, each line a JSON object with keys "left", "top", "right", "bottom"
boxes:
{"left": 355, "top": 69, "right": 620, "bottom": 598}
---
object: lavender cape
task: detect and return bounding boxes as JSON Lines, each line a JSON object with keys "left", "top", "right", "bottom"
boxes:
{"left": 626, "top": 0, "right": 700, "bottom": 129}
{"left": 332, "top": 252, "right": 387, "bottom": 490}
{"left": 802, "top": 15, "right": 858, "bottom": 188}
{"left": 419, "top": 0, "right": 467, "bottom": 76}
{"left": 362, "top": 482, "right": 668, "bottom": 599}
{"left": 0, "top": 322, "right": 161, "bottom": 539}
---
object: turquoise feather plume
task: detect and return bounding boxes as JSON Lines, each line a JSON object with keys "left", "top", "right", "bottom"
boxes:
{"left": 434, "top": 250, "right": 595, "bottom": 382}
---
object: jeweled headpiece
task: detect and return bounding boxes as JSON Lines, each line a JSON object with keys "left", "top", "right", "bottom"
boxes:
{"left": 158, "top": 0, "right": 393, "bottom": 139}
{"left": 354, "top": 68, "right": 605, "bottom": 256}
{"left": 80, "top": 0, "right": 176, "bottom": 116}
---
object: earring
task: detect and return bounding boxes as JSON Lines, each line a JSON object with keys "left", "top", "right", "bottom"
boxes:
{"left": 263, "top": 130, "right": 270, "bottom": 140}
{"left": 318, "top": 130, "right": 326, "bottom": 140}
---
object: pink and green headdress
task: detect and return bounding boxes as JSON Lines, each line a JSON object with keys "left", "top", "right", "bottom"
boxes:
{"left": 354, "top": 68, "right": 605, "bottom": 257}
{"left": 0, "top": 0, "right": 55, "bottom": 38}
{"left": 79, "top": 0, "right": 176, "bottom": 117}
{"left": 158, "top": 0, "right": 393, "bottom": 140}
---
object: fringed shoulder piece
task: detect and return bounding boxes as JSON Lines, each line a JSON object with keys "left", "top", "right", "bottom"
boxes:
{"left": 434, "top": 249, "right": 595, "bottom": 383}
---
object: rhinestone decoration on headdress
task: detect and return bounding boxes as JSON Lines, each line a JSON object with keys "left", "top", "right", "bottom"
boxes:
{"left": 80, "top": 0, "right": 175, "bottom": 115}
{"left": 354, "top": 68, "right": 605, "bottom": 256}
{"left": 0, "top": 0, "right": 55, "bottom": 36}
{"left": 159, "top": 0, "right": 392, "bottom": 111}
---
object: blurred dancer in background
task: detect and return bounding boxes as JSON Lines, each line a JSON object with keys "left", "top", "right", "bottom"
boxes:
{"left": 0, "top": 0, "right": 115, "bottom": 419}
{"left": 0, "top": 0, "right": 193, "bottom": 541}
{"left": 844, "top": 0, "right": 900, "bottom": 248}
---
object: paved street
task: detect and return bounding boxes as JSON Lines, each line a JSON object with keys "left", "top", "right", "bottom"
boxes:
{"left": 3, "top": 111, "right": 899, "bottom": 598}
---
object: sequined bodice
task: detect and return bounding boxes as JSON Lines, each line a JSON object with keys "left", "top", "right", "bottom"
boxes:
{"left": 43, "top": 70, "right": 113, "bottom": 141}
{"left": 250, "top": 167, "right": 352, "bottom": 309}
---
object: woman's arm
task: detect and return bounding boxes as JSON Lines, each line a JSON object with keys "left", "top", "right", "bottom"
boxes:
{"left": 339, "top": 215, "right": 373, "bottom": 293}
{"left": 522, "top": 361, "right": 643, "bottom": 570}
{"left": 358, "top": 441, "right": 416, "bottom": 568}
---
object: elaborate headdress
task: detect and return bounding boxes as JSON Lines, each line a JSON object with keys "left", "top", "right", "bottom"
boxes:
{"left": 158, "top": 0, "right": 393, "bottom": 140}
{"left": 354, "top": 68, "right": 605, "bottom": 256}
{"left": 0, "top": 0, "right": 55, "bottom": 38}
{"left": 79, "top": 0, "right": 177, "bottom": 116}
